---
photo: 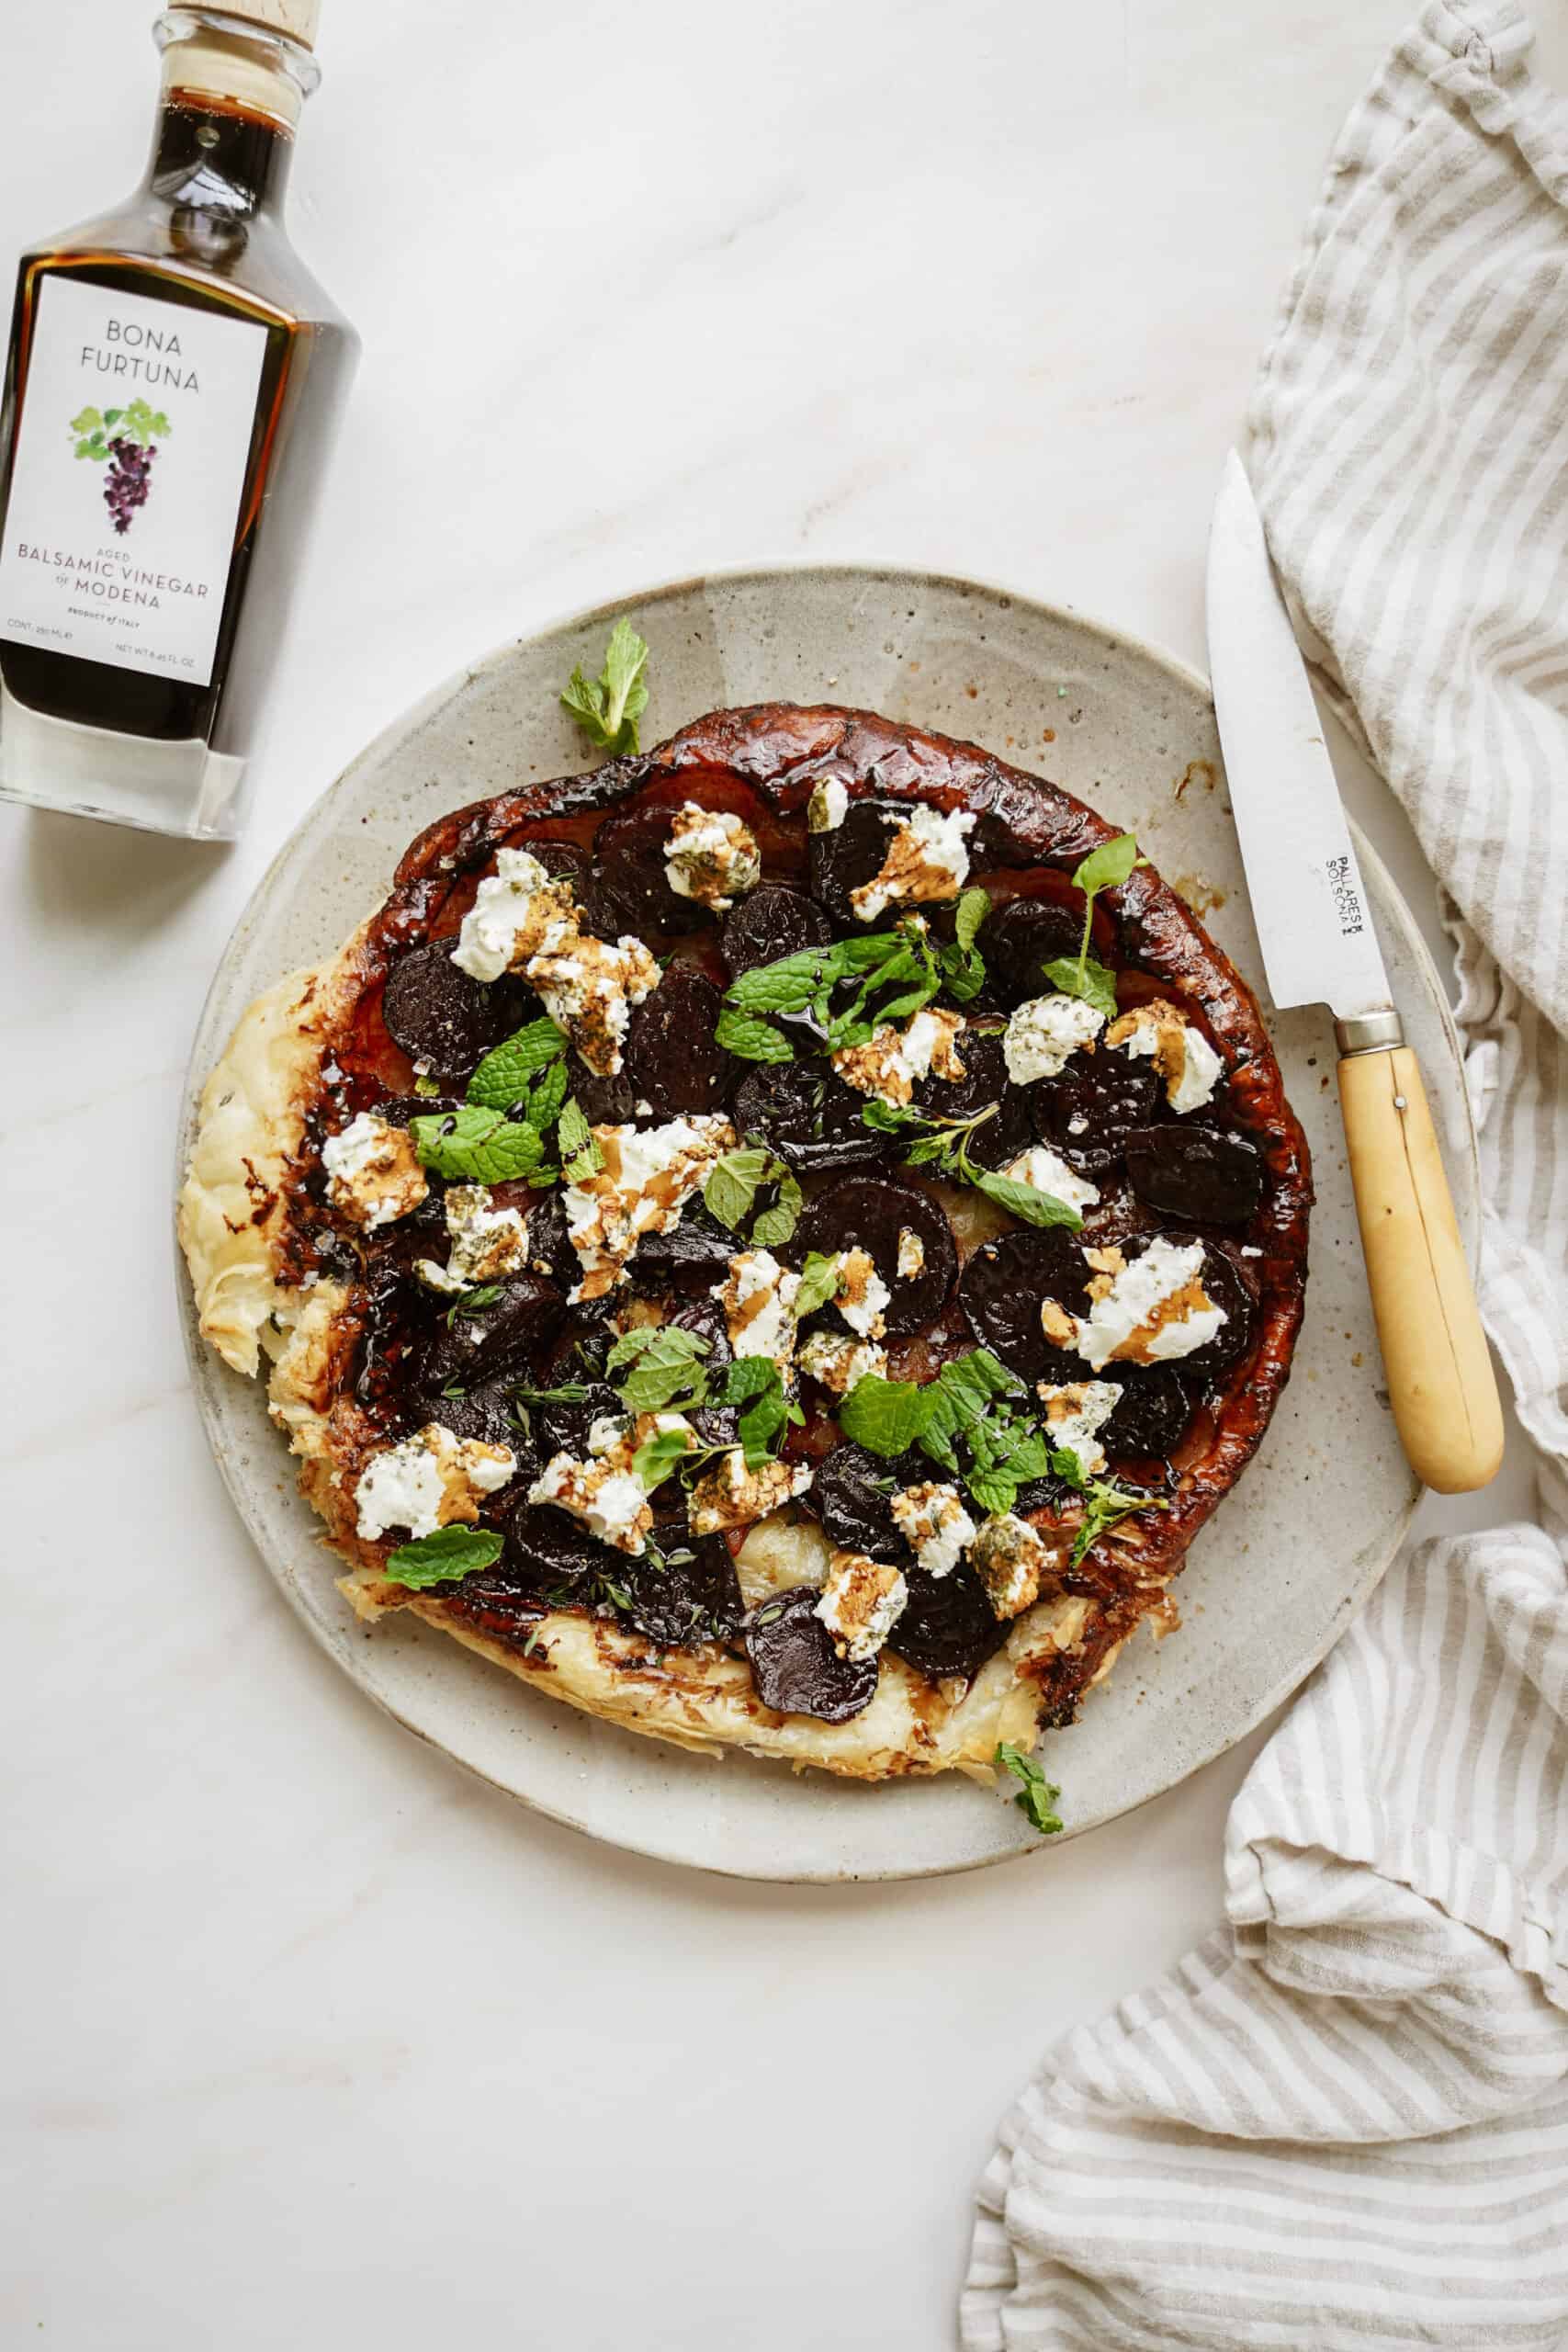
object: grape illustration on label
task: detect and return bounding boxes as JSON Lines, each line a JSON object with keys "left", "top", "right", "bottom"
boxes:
{"left": 67, "top": 397, "right": 173, "bottom": 536}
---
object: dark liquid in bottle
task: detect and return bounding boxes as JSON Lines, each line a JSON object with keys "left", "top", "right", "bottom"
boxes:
{"left": 0, "top": 88, "right": 355, "bottom": 782}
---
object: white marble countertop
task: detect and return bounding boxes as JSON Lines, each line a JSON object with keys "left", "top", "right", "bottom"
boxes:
{"left": 4, "top": 4, "right": 1552, "bottom": 2345}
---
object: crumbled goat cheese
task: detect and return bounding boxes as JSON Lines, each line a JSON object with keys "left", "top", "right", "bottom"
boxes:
{"left": 527, "top": 1412, "right": 684, "bottom": 1555}
{"left": 1002, "top": 992, "right": 1105, "bottom": 1085}
{"left": 814, "top": 1548, "right": 908, "bottom": 1661}
{"left": 797, "top": 1329, "right": 887, "bottom": 1396}
{"left": 833, "top": 1006, "right": 967, "bottom": 1107}
{"left": 688, "top": 1450, "right": 814, "bottom": 1536}
{"left": 835, "top": 1247, "right": 892, "bottom": 1339}
{"left": 1002, "top": 1144, "right": 1101, "bottom": 1215}
{"left": 1034, "top": 1380, "right": 1122, "bottom": 1476}
{"left": 889, "top": 1482, "right": 976, "bottom": 1577}
{"left": 1105, "top": 999, "right": 1224, "bottom": 1114}
{"left": 355, "top": 1423, "right": 516, "bottom": 1542}
{"left": 712, "top": 1248, "right": 802, "bottom": 1371}
{"left": 450, "top": 846, "right": 658, "bottom": 1075}
{"left": 1042, "top": 1237, "right": 1227, "bottom": 1370}
{"left": 971, "top": 1513, "right": 1051, "bottom": 1619}
{"left": 807, "top": 776, "right": 850, "bottom": 832}
{"left": 850, "top": 803, "right": 976, "bottom": 922}
{"left": 321, "top": 1111, "right": 428, "bottom": 1230}
{"left": 564, "top": 1115, "right": 736, "bottom": 1300}
{"left": 896, "top": 1227, "right": 926, "bottom": 1280}
{"left": 663, "top": 802, "right": 762, "bottom": 911}
{"left": 527, "top": 919, "right": 660, "bottom": 1078}
{"left": 445, "top": 1184, "right": 529, "bottom": 1281}
{"left": 450, "top": 849, "right": 563, "bottom": 984}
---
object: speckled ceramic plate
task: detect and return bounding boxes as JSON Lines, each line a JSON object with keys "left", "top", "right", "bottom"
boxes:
{"left": 176, "top": 564, "right": 1476, "bottom": 1882}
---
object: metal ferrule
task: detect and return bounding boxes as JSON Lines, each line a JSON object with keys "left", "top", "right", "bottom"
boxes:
{"left": 1334, "top": 1008, "right": 1405, "bottom": 1058}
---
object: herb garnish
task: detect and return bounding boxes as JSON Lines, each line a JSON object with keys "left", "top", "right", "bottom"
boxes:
{"left": 383, "top": 1526, "right": 504, "bottom": 1589}
{"left": 558, "top": 1098, "right": 604, "bottom": 1184}
{"left": 861, "top": 1098, "right": 1082, "bottom": 1232}
{"left": 994, "top": 1742, "right": 1065, "bottom": 1836}
{"left": 409, "top": 1014, "right": 572, "bottom": 1186}
{"left": 717, "top": 899, "right": 992, "bottom": 1064}
{"left": 560, "top": 617, "right": 650, "bottom": 757}
{"left": 1042, "top": 833, "right": 1145, "bottom": 1018}
{"left": 605, "top": 1325, "right": 712, "bottom": 1413}
{"left": 702, "top": 1143, "right": 803, "bottom": 1246}
{"left": 466, "top": 1016, "right": 569, "bottom": 1111}
{"left": 411, "top": 1104, "right": 547, "bottom": 1185}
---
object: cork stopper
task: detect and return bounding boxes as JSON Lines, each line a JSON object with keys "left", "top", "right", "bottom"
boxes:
{"left": 221, "top": 0, "right": 321, "bottom": 46}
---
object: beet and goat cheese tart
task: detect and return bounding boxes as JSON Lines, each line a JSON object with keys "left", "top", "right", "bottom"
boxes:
{"left": 179, "top": 700, "right": 1311, "bottom": 1792}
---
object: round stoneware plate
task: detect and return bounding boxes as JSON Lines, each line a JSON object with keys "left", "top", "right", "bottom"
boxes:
{"left": 178, "top": 564, "right": 1477, "bottom": 1883}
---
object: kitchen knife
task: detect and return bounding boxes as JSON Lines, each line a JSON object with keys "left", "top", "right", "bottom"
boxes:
{"left": 1205, "top": 450, "right": 1503, "bottom": 1494}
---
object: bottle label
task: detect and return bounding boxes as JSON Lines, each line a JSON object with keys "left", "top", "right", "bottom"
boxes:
{"left": 0, "top": 275, "right": 268, "bottom": 691}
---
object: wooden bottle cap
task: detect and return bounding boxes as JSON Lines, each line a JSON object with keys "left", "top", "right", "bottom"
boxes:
{"left": 223, "top": 0, "right": 321, "bottom": 47}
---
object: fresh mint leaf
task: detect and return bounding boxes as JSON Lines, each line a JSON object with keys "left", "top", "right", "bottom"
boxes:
{"left": 955, "top": 887, "right": 991, "bottom": 956}
{"left": 607, "top": 1326, "right": 712, "bottom": 1413}
{"left": 525, "top": 1055, "right": 570, "bottom": 1136}
{"left": 560, "top": 617, "right": 650, "bottom": 756}
{"left": 793, "top": 1250, "right": 842, "bottom": 1320}
{"left": 715, "top": 1357, "right": 800, "bottom": 1468}
{"left": 917, "top": 1350, "right": 1021, "bottom": 1472}
{"left": 384, "top": 1526, "right": 505, "bottom": 1589}
{"left": 838, "top": 1374, "right": 932, "bottom": 1457}
{"left": 466, "top": 1016, "right": 568, "bottom": 1111}
{"left": 725, "top": 944, "right": 844, "bottom": 1014}
{"left": 994, "top": 1742, "right": 1065, "bottom": 1836}
{"left": 1071, "top": 833, "right": 1145, "bottom": 901}
{"left": 714, "top": 1009, "right": 794, "bottom": 1063}
{"left": 558, "top": 1098, "right": 592, "bottom": 1158}
{"left": 971, "top": 1168, "right": 1084, "bottom": 1230}
{"left": 411, "top": 1106, "right": 545, "bottom": 1184}
{"left": 1069, "top": 1480, "right": 1163, "bottom": 1568}
{"left": 558, "top": 1097, "right": 604, "bottom": 1182}
{"left": 749, "top": 1166, "right": 802, "bottom": 1248}
{"left": 633, "top": 1422, "right": 695, "bottom": 1493}
{"left": 1043, "top": 954, "right": 1119, "bottom": 1021}
{"left": 704, "top": 1145, "right": 773, "bottom": 1230}
{"left": 412, "top": 1073, "right": 443, "bottom": 1097}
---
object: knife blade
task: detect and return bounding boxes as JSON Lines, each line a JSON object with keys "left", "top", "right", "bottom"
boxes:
{"left": 1204, "top": 449, "right": 1502, "bottom": 1496}
{"left": 1206, "top": 450, "right": 1392, "bottom": 1022}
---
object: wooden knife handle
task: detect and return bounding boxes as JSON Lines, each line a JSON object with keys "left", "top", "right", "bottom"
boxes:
{"left": 1337, "top": 1042, "right": 1503, "bottom": 1493}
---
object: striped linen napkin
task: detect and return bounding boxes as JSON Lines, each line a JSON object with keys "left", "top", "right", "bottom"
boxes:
{"left": 963, "top": 6, "right": 1568, "bottom": 2345}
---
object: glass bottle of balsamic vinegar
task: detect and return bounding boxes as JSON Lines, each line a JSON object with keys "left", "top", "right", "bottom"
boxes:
{"left": 0, "top": 2, "right": 357, "bottom": 839}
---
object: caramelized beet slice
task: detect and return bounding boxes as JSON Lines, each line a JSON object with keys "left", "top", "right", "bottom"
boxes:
{"left": 521, "top": 1190, "right": 580, "bottom": 1293}
{"left": 1029, "top": 1054, "right": 1163, "bottom": 1175}
{"left": 732, "top": 1058, "right": 895, "bottom": 1175}
{"left": 503, "top": 1500, "right": 606, "bottom": 1589}
{"left": 632, "top": 1204, "right": 739, "bottom": 1283}
{"left": 808, "top": 797, "right": 908, "bottom": 928}
{"left": 815, "top": 1442, "right": 926, "bottom": 1564}
{"left": 744, "top": 1584, "right": 879, "bottom": 1722}
{"left": 425, "top": 1381, "right": 533, "bottom": 1462}
{"left": 914, "top": 1025, "right": 1008, "bottom": 1123}
{"left": 534, "top": 1381, "right": 622, "bottom": 1461}
{"left": 887, "top": 1568, "right": 1010, "bottom": 1682}
{"left": 1100, "top": 1367, "right": 1191, "bottom": 1461}
{"left": 453, "top": 1272, "right": 568, "bottom": 1382}
{"left": 1181, "top": 1244, "right": 1256, "bottom": 1376}
{"left": 616, "top": 1533, "right": 744, "bottom": 1647}
{"left": 1123, "top": 1125, "right": 1264, "bottom": 1227}
{"left": 794, "top": 1177, "right": 956, "bottom": 1338}
{"left": 721, "top": 885, "right": 831, "bottom": 978}
{"left": 524, "top": 839, "right": 588, "bottom": 883}
{"left": 910, "top": 1029, "right": 1033, "bottom": 1170}
{"left": 574, "top": 1069, "right": 641, "bottom": 1125}
{"left": 625, "top": 964, "right": 729, "bottom": 1116}
{"left": 592, "top": 801, "right": 706, "bottom": 933}
{"left": 982, "top": 898, "right": 1084, "bottom": 1008}
{"left": 961, "top": 1227, "right": 1090, "bottom": 1383}
{"left": 381, "top": 944, "right": 531, "bottom": 1080}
